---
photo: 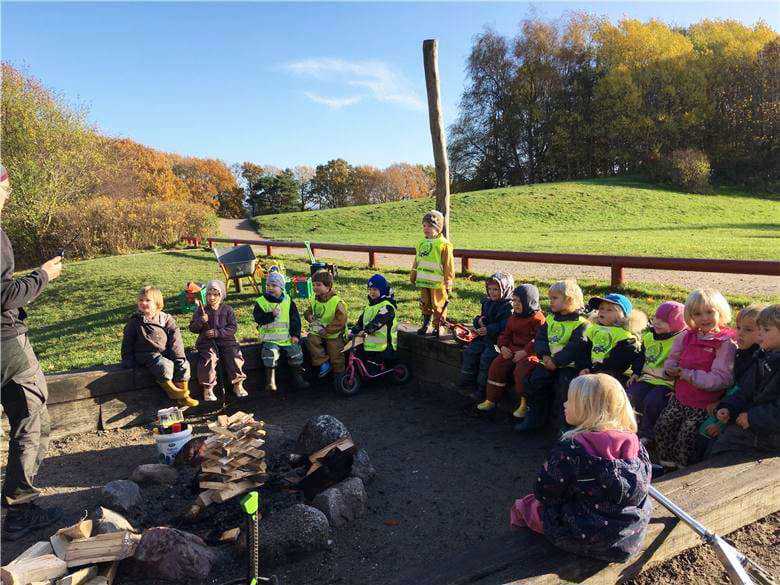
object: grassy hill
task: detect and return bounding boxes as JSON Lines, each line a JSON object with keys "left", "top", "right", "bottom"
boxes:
{"left": 253, "top": 178, "right": 779, "bottom": 260}
{"left": 26, "top": 249, "right": 771, "bottom": 373}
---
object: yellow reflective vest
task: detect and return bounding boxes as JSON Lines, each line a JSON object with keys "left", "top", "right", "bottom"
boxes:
{"left": 256, "top": 295, "right": 291, "bottom": 346}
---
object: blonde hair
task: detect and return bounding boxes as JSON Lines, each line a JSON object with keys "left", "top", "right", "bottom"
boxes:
{"left": 736, "top": 304, "right": 766, "bottom": 326}
{"left": 684, "top": 288, "right": 732, "bottom": 328}
{"left": 549, "top": 279, "right": 584, "bottom": 312}
{"left": 561, "top": 374, "right": 637, "bottom": 440}
{"left": 138, "top": 285, "right": 164, "bottom": 313}
{"left": 757, "top": 304, "right": 780, "bottom": 329}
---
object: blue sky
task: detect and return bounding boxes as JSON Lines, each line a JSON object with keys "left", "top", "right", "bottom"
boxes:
{"left": 3, "top": 2, "right": 778, "bottom": 169}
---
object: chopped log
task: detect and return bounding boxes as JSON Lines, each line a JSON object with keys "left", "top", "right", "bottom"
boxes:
{"left": 56, "top": 565, "right": 98, "bottom": 585}
{"left": 7, "top": 542, "right": 53, "bottom": 568}
{"left": 98, "top": 562, "right": 117, "bottom": 585}
{"left": 83, "top": 578, "right": 108, "bottom": 585}
{"left": 1, "top": 554, "right": 68, "bottom": 585}
{"left": 210, "top": 480, "right": 263, "bottom": 503}
{"left": 58, "top": 520, "right": 93, "bottom": 541}
{"left": 308, "top": 437, "right": 354, "bottom": 463}
{"left": 64, "top": 532, "right": 139, "bottom": 568}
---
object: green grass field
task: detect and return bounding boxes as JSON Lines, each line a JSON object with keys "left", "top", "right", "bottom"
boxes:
{"left": 253, "top": 178, "right": 780, "bottom": 260}
{"left": 26, "top": 249, "right": 772, "bottom": 373}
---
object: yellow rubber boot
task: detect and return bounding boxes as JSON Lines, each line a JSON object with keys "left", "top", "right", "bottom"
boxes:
{"left": 159, "top": 380, "right": 186, "bottom": 400}
{"left": 174, "top": 380, "right": 199, "bottom": 407}
{"left": 513, "top": 396, "right": 528, "bottom": 419}
{"left": 476, "top": 399, "right": 495, "bottom": 412}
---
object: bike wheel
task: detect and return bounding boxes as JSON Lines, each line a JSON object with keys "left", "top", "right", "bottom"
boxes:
{"left": 335, "top": 369, "right": 362, "bottom": 396}
{"left": 391, "top": 363, "right": 412, "bottom": 385}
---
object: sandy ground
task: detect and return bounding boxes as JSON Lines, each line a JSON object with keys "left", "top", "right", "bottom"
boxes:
{"left": 218, "top": 219, "right": 779, "bottom": 298}
{"left": 2, "top": 376, "right": 777, "bottom": 584}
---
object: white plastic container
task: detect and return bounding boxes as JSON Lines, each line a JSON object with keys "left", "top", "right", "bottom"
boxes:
{"left": 154, "top": 428, "right": 192, "bottom": 465}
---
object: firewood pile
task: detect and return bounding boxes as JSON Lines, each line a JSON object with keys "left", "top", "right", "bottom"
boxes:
{"left": 0, "top": 518, "right": 137, "bottom": 585}
{"left": 189, "top": 411, "right": 268, "bottom": 517}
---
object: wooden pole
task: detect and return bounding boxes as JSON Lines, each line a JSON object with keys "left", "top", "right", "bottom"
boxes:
{"left": 423, "top": 39, "right": 451, "bottom": 239}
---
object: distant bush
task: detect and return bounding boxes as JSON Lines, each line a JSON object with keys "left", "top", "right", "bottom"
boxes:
{"left": 49, "top": 197, "right": 217, "bottom": 259}
{"left": 669, "top": 149, "right": 712, "bottom": 194}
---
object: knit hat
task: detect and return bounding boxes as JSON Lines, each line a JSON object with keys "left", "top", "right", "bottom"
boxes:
{"left": 266, "top": 271, "right": 286, "bottom": 290}
{"left": 655, "top": 301, "right": 687, "bottom": 333}
{"left": 367, "top": 274, "right": 391, "bottom": 297}
{"left": 205, "top": 279, "right": 226, "bottom": 300}
{"left": 588, "top": 293, "right": 632, "bottom": 317}
{"left": 512, "top": 284, "right": 540, "bottom": 317}
{"left": 422, "top": 210, "right": 444, "bottom": 233}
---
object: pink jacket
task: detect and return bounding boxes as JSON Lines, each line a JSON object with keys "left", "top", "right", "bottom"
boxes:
{"left": 665, "top": 328, "right": 736, "bottom": 409}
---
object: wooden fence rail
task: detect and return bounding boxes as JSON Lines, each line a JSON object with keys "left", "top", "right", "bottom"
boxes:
{"left": 181, "top": 236, "right": 780, "bottom": 288}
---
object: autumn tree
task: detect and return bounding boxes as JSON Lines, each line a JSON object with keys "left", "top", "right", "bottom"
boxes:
{"left": 310, "top": 159, "right": 355, "bottom": 208}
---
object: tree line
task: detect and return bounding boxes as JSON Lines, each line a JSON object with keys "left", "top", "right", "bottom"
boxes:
{"left": 448, "top": 16, "right": 778, "bottom": 192}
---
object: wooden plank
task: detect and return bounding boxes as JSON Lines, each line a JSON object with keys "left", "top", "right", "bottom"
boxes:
{"left": 64, "top": 532, "right": 139, "bottom": 568}
{"left": 98, "top": 389, "right": 166, "bottom": 431}
{"left": 210, "top": 480, "right": 263, "bottom": 503}
{"left": 6, "top": 542, "right": 53, "bottom": 568}
{"left": 47, "top": 400, "right": 101, "bottom": 440}
{"left": 98, "top": 562, "right": 117, "bottom": 585}
{"left": 218, "top": 528, "right": 241, "bottom": 543}
{"left": 391, "top": 454, "right": 780, "bottom": 585}
{"left": 83, "top": 578, "right": 108, "bottom": 585}
{"left": 1, "top": 554, "right": 68, "bottom": 585}
{"left": 58, "top": 520, "right": 93, "bottom": 541}
{"left": 56, "top": 565, "right": 98, "bottom": 585}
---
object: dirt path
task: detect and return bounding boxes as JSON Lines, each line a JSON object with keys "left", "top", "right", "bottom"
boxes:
{"left": 218, "top": 219, "right": 778, "bottom": 297}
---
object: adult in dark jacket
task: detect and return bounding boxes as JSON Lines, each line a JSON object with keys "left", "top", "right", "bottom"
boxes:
{"left": 0, "top": 164, "right": 64, "bottom": 539}
{"left": 710, "top": 305, "right": 780, "bottom": 456}
{"left": 457, "top": 272, "right": 514, "bottom": 402}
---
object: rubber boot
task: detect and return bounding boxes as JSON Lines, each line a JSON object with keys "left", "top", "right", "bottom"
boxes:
{"left": 159, "top": 379, "right": 186, "bottom": 400}
{"left": 174, "top": 380, "right": 199, "bottom": 407}
{"left": 265, "top": 368, "right": 277, "bottom": 392}
{"left": 291, "top": 366, "right": 311, "bottom": 390}
{"left": 513, "top": 396, "right": 528, "bottom": 419}
{"left": 513, "top": 406, "right": 545, "bottom": 433}
{"left": 417, "top": 315, "right": 431, "bottom": 336}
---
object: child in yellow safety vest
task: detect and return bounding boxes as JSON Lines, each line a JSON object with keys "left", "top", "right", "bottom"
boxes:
{"left": 305, "top": 270, "right": 349, "bottom": 378}
{"left": 410, "top": 210, "right": 454, "bottom": 337}
{"left": 515, "top": 279, "right": 589, "bottom": 433}
{"left": 348, "top": 274, "right": 399, "bottom": 371}
{"left": 253, "top": 271, "right": 310, "bottom": 392}
{"left": 579, "top": 293, "right": 646, "bottom": 383}
{"left": 626, "top": 301, "right": 688, "bottom": 443}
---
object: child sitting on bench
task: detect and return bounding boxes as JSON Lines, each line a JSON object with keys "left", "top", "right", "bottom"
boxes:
{"left": 510, "top": 374, "right": 652, "bottom": 562}
{"left": 121, "top": 285, "right": 198, "bottom": 407}
{"left": 305, "top": 270, "right": 349, "bottom": 378}
{"left": 189, "top": 279, "right": 248, "bottom": 401}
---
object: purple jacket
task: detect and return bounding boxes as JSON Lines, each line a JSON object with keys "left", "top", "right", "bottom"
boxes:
{"left": 189, "top": 303, "right": 240, "bottom": 350}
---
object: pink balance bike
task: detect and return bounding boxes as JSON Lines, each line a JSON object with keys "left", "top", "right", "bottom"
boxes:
{"left": 336, "top": 334, "right": 411, "bottom": 396}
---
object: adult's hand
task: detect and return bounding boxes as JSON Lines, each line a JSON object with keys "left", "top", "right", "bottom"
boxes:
{"left": 41, "top": 256, "right": 63, "bottom": 281}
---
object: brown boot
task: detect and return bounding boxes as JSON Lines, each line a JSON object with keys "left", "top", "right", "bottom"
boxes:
{"left": 265, "top": 368, "right": 277, "bottom": 392}
{"left": 174, "top": 380, "right": 199, "bottom": 407}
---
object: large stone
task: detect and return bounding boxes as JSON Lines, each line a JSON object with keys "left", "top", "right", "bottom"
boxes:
{"left": 350, "top": 448, "right": 376, "bottom": 484}
{"left": 101, "top": 480, "right": 141, "bottom": 514}
{"left": 130, "top": 463, "right": 178, "bottom": 485}
{"left": 312, "top": 477, "right": 367, "bottom": 528}
{"left": 296, "top": 415, "right": 351, "bottom": 456}
{"left": 132, "top": 527, "right": 215, "bottom": 582}
{"left": 92, "top": 506, "right": 136, "bottom": 534}
{"left": 259, "top": 504, "right": 332, "bottom": 567}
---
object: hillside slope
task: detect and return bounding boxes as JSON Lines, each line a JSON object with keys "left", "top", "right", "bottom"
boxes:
{"left": 253, "top": 179, "right": 779, "bottom": 260}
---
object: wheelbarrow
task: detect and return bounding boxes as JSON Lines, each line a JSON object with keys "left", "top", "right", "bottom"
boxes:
{"left": 213, "top": 244, "right": 264, "bottom": 295}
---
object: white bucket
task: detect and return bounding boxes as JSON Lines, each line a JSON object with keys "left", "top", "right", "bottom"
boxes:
{"left": 154, "top": 428, "right": 192, "bottom": 465}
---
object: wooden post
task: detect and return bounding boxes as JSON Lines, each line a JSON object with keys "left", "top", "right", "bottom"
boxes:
{"left": 611, "top": 264, "right": 624, "bottom": 288}
{"left": 265, "top": 245, "right": 273, "bottom": 257}
{"left": 423, "top": 39, "right": 451, "bottom": 239}
{"left": 461, "top": 256, "right": 470, "bottom": 275}
{"left": 368, "top": 251, "right": 377, "bottom": 269}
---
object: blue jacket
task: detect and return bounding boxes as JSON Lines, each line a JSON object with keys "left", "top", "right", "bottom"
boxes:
{"left": 472, "top": 298, "right": 512, "bottom": 344}
{"left": 534, "top": 431, "right": 652, "bottom": 562}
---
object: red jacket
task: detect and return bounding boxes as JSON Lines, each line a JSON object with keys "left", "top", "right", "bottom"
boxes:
{"left": 497, "top": 310, "right": 546, "bottom": 354}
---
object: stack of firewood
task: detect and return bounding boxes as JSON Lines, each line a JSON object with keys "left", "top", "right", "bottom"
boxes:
{"left": 0, "top": 518, "right": 137, "bottom": 585}
{"left": 191, "top": 411, "right": 267, "bottom": 514}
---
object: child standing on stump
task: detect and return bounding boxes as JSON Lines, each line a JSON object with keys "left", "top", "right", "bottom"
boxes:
{"left": 478, "top": 284, "right": 545, "bottom": 418}
{"left": 458, "top": 272, "right": 514, "bottom": 402}
{"left": 626, "top": 301, "right": 687, "bottom": 444}
{"left": 580, "top": 293, "right": 646, "bottom": 383}
{"left": 189, "top": 280, "right": 247, "bottom": 401}
{"left": 349, "top": 274, "right": 399, "bottom": 370}
{"left": 254, "top": 271, "right": 310, "bottom": 393}
{"left": 516, "top": 279, "right": 588, "bottom": 433}
{"left": 305, "top": 270, "right": 348, "bottom": 378}
{"left": 653, "top": 289, "right": 736, "bottom": 468}
{"left": 121, "top": 285, "right": 198, "bottom": 407}
{"left": 708, "top": 304, "right": 779, "bottom": 458}
{"left": 411, "top": 210, "right": 454, "bottom": 337}
{"left": 510, "top": 374, "right": 651, "bottom": 563}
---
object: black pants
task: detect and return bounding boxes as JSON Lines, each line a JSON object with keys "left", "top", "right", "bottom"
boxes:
{"left": 1, "top": 334, "right": 50, "bottom": 506}
{"left": 524, "top": 365, "right": 578, "bottom": 428}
